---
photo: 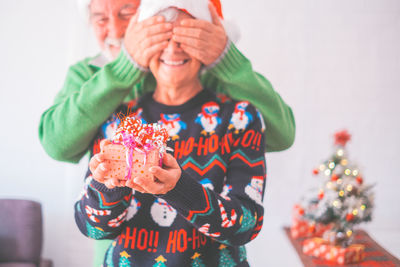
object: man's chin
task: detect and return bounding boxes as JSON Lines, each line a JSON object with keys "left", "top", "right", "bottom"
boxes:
{"left": 103, "top": 47, "right": 121, "bottom": 61}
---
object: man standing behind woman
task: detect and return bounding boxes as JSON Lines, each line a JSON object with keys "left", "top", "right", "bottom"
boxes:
{"left": 38, "top": 0, "right": 295, "bottom": 265}
{"left": 39, "top": 0, "right": 295, "bottom": 163}
{"left": 75, "top": 1, "right": 268, "bottom": 265}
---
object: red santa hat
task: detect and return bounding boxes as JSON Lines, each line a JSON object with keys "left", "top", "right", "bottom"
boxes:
{"left": 77, "top": 0, "right": 222, "bottom": 22}
{"left": 138, "top": 0, "right": 239, "bottom": 42}
{"left": 77, "top": 0, "right": 239, "bottom": 42}
{"left": 138, "top": 0, "right": 222, "bottom": 22}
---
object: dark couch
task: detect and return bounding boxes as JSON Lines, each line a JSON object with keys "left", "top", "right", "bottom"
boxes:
{"left": 0, "top": 199, "right": 53, "bottom": 267}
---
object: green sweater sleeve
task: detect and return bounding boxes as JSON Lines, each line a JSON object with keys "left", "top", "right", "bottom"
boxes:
{"left": 200, "top": 42, "right": 296, "bottom": 152}
{"left": 38, "top": 51, "right": 146, "bottom": 163}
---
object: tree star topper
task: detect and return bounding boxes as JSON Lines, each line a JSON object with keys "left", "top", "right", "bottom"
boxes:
{"left": 334, "top": 130, "right": 351, "bottom": 147}
{"left": 155, "top": 255, "right": 167, "bottom": 263}
{"left": 119, "top": 251, "right": 131, "bottom": 258}
{"left": 191, "top": 252, "right": 201, "bottom": 259}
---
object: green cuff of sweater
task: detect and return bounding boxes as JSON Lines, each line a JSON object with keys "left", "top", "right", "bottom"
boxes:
{"left": 108, "top": 49, "right": 146, "bottom": 85}
{"left": 207, "top": 42, "right": 249, "bottom": 81}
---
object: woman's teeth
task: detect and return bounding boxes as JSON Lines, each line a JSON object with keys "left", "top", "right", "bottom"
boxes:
{"left": 161, "top": 59, "right": 188, "bottom": 66}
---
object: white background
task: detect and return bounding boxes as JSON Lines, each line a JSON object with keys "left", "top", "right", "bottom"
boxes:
{"left": 0, "top": 0, "right": 399, "bottom": 266}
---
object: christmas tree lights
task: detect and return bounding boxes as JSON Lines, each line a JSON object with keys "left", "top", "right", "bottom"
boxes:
{"left": 298, "top": 130, "right": 374, "bottom": 247}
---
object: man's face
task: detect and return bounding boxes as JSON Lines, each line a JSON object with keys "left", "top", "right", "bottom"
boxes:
{"left": 89, "top": 0, "right": 139, "bottom": 59}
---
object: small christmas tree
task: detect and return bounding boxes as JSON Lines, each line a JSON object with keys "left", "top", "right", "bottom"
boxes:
{"left": 218, "top": 244, "right": 237, "bottom": 266}
{"left": 236, "top": 206, "right": 256, "bottom": 234}
{"left": 191, "top": 252, "right": 205, "bottom": 267}
{"left": 86, "top": 222, "right": 110, "bottom": 239}
{"left": 153, "top": 255, "right": 167, "bottom": 267}
{"left": 299, "top": 130, "right": 374, "bottom": 246}
{"left": 119, "top": 251, "right": 131, "bottom": 267}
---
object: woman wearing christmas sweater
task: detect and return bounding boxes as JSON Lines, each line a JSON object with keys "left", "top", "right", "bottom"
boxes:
{"left": 38, "top": 0, "right": 295, "bottom": 167}
{"left": 74, "top": 3, "right": 266, "bottom": 266}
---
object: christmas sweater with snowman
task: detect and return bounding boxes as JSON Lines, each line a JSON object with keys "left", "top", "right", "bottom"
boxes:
{"left": 74, "top": 89, "right": 267, "bottom": 267}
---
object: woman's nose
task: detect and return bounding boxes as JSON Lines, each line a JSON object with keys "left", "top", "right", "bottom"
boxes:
{"left": 164, "top": 38, "right": 183, "bottom": 53}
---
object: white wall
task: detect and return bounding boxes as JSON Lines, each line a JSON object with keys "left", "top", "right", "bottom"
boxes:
{"left": 0, "top": 0, "right": 399, "bottom": 266}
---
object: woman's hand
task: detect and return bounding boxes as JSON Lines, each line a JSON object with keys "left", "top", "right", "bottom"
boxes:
{"left": 126, "top": 153, "right": 181, "bottom": 195}
{"left": 89, "top": 139, "right": 147, "bottom": 191}
{"left": 124, "top": 13, "right": 173, "bottom": 68}
{"left": 172, "top": 4, "right": 227, "bottom": 66}
{"left": 88, "top": 140, "right": 114, "bottom": 188}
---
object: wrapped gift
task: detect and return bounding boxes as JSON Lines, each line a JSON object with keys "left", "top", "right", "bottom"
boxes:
{"left": 290, "top": 220, "right": 310, "bottom": 239}
{"left": 102, "top": 116, "right": 169, "bottom": 180}
{"left": 291, "top": 204, "right": 333, "bottom": 239}
{"left": 325, "top": 244, "right": 365, "bottom": 265}
{"left": 302, "top": 237, "right": 365, "bottom": 265}
{"left": 102, "top": 142, "right": 161, "bottom": 180}
{"left": 291, "top": 204, "right": 309, "bottom": 238}
{"left": 302, "top": 238, "right": 328, "bottom": 256}
{"left": 292, "top": 204, "right": 305, "bottom": 220}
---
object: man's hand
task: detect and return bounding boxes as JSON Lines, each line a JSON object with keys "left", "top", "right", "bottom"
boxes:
{"left": 126, "top": 153, "right": 181, "bottom": 195}
{"left": 172, "top": 4, "right": 228, "bottom": 66}
{"left": 124, "top": 13, "right": 173, "bottom": 68}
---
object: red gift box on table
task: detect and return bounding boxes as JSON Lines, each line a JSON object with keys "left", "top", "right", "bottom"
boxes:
{"left": 302, "top": 238, "right": 327, "bottom": 256}
{"left": 302, "top": 237, "right": 365, "bottom": 265}
{"left": 290, "top": 221, "right": 333, "bottom": 239}
{"left": 291, "top": 220, "right": 311, "bottom": 239}
{"left": 101, "top": 142, "right": 161, "bottom": 180}
{"left": 290, "top": 204, "right": 333, "bottom": 239}
{"left": 292, "top": 204, "right": 305, "bottom": 221}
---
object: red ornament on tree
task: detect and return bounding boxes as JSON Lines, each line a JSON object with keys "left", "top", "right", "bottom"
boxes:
{"left": 298, "top": 207, "right": 305, "bottom": 216}
{"left": 356, "top": 176, "right": 363, "bottom": 184}
{"left": 308, "top": 223, "right": 316, "bottom": 233}
{"left": 318, "top": 190, "right": 324, "bottom": 200}
{"left": 313, "top": 168, "right": 319, "bottom": 175}
{"left": 334, "top": 130, "right": 351, "bottom": 147}
{"left": 331, "top": 174, "right": 339, "bottom": 181}
{"left": 346, "top": 213, "right": 354, "bottom": 221}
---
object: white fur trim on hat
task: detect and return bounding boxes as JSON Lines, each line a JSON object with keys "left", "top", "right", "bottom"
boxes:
{"left": 138, "top": 0, "right": 240, "bottom": 42}
{"left": 138, "top": 0, "right": 212, "bottom": 22}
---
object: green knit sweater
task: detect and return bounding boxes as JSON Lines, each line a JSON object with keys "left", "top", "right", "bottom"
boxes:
{"left": 39, "top": 42, "right": 295, "bottom": 163}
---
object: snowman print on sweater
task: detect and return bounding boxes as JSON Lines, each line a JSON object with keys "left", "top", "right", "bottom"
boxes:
{"left": 126, "top": 194, "right": 141, "bottom": 221}
{"left": 151, "top": 198, "right": 177, "bottom": 227}
{"left": 245, "top": 176, "right": 264, "bottom": 205}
